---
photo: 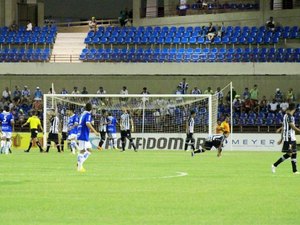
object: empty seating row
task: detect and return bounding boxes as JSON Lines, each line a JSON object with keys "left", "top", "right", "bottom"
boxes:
{"left": 85, "top": 35, "right": 282, "bottom": 46}
{"left": 0, "top": 26, "right": 57, "bottom": 45}
{"left": 0, "top": 47, "right": 51, "bottom": 62}
{"left": 79, "top": 47, "right": 300, "bottom": 63}
{"left": 186, "top": 3, "right": 259, "bottom": 11}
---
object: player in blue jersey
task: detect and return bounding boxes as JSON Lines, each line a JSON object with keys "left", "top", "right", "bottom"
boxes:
{"left": 77, "top": 103, "right": 99, "bottom": 172}
{"left": 67, "top": 107, "right": 79, "bottom": 154}
{"left": 107, "top": 112, "right": 118, "bottom": 149}
{"left": 0, "top": 106, "right": 14, "bottom": 154}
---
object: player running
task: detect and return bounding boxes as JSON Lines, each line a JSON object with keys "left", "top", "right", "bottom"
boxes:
{"left": 192, "top": 131, "right": 229, "bottom": 157}
{"left": 77, "top": 102, "right": 99, "bottom": 172}
{"left": 0, "top": 106, "right": 14, "bottom": 154}
{"left": 67, "top": 107, "right": 79, "bottom": 154}
{"left": 120, "top": 107, "right": 137, "bottom": 152}
{"left": 271, "top": 103, "right": 300, "bottom": 174}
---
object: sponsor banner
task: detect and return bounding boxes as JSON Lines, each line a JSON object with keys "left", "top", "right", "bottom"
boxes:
{"left": 89, "top": 133, "right": 287, "bottom": 151}
{"left": 8, "top": 133, "right": 44, "bottom": 150}
{"left": 8, "top": 133, "right": 299, "bottom": 151}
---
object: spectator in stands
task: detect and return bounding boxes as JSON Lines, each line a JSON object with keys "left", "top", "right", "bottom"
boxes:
{"left": 88, "top": 17, "right": 97, "bottom": 32}
{"left": 217, "top": 22, "right": 225, "bottom": 37}
{"left": 280, "top": 98, "right": 289, "bottom": 112}
{"left": 26, "top": 20, "right": 32, "bottom": 32}
{"left": 9, "top": 20, "right": 18, "bottom": 32}
{"left": 33, "top": 87, "right": 43, "bottom": 101}
{"left": 22, "top": 85, "right": 31, "bottom": 101}
{"left": 233, "top": 95, "right": 242, "bottom": 113}
{"left": 204, "top": 86, "right": 214, "bottom": 95}
{"left": 243, "top": 87, "right": 250, "bottom": 100}
{"left": 141, "top": 87, "right": 150, "bottom": 95}
{"left": 48, "top": 88, "right": 56, "bottom": 94}
{"left": 119, "top": 10, "right": 129, "bottom": 27}
{"left": 96, "top": 86, "right": 106, "bottom": 95}
{"left": 206, "top": 22, "right": 216, "bottom": 41}
{"left": 153, "top": 109, "right": 162, "bottom": 131}
{"left": 274, "top": 88, "right": 283, "bottom": 103}
{"left": 96, "top": 86, "right": 107, "bottom": 105}
{"left": 286, "top": 88, "right": 295, "bottom": 102}
{"left": 2, "top": 87, "right": 11, "bottom": 102}
{"left": 250, "top": 84, "right": 259, "bottom": 106}
{"left": 226, "top": 87, "right": 237, "bottom": 103}
{"left": 259, "top": 95, "right": 268, "bottom": 112}
{"left": 71, "top": 86, "right": 80, "bottom": 94}
{"left": 120, "top": 86, "right": 128, "bottom": 103}
{"left": 215, "top": 87, "right": 224, "bottom": 101}
{"left": 61, "top": 87, "right": 68, "bottom": 94}
{"left": 32, "top": 99, "right": 42, "bottom": 114}
{"left": 175, "top": 86, "right": 183, "bottom": 102}
{"left": 191, "top": 87, "right": 201, "bottom": 94}
{"left": 266, "top": 17, "right": 276, "bottom": 32}
{"left": 178, "top": 78, "right": 189, "bottom": 94}
{"left": 82, "top": 87, "right": 88, "bottom": 94}
{"left": 13, "top": 86, "right": 22, "bottom": 99}
{"left": 178, "top": 0, "right": 188, "bottom": 16}
{"left": 202, "top": 0, "right": 208, "bottom": 10}
{"left": 268, "top": 99, "right": 279, "bottom": 113}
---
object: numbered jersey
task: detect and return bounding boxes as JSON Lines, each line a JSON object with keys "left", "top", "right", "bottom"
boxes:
{"left": 120, "top": 113, "right": 131, "bottom": 131}
{"left": 0, "top": 111, "right": 14, "bottom": 132}
{"left": 77, "top": 111, "right": 92, "bottom": 141}
{"left": 107, "top": 116, "right": 117, "bottom": 134}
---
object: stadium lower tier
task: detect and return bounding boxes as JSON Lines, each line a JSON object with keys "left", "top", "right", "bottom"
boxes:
{"left": 79, "top": 47, "right": 300, "bottom": 63}
{"left": 0, "top": 47, "right": 51, "bottom": 62}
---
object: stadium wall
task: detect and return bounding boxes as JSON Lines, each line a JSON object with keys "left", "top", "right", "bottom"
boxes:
{"left": 133, "top": 1, "right": 300, "bottom": 27}
{"left": 0, "top": 64, "right": 300, "bottom": 99}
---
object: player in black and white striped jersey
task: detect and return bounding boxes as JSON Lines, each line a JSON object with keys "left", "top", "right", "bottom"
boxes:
{"left": 60, "top": 110, "right": 69, "bottom": 152}
{"left": 120, "top": 107, "right": 137, "bottom": 152}
{"left": 184, "top": 110, "right": 196, "bottom": 151}
{"left": 97, "top": 109, "right": 108, "bottom": 151}
{"left": 272, "top": 103, "right": 300, "bottom": 174}
{"left": 192, "top": 131, "right": 229, "bottom": 157}
{"left": 46, "top": 110, "right": 61, "bottom": 153}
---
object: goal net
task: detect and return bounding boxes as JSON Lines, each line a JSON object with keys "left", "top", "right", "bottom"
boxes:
{"left": 43, "top": 84, "right": 232, "bottom": 150}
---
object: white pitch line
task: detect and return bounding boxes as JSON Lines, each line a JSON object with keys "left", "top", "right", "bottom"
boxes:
{"left": 159, "top": 171, "right": 188, "bottom": 179}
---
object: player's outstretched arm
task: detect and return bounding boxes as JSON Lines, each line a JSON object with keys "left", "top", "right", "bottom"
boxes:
{"left": 86, "top": 122, "right": 99, "bottom": 136}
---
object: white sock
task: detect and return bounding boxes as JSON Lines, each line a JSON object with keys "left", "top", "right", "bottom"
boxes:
{"left": 82, "top": 151, "right": 91, "bottom": 163}
{"left": 77, "top": 153, "right": 84, "bottom": 170}
{"left": 5, "top": 140, "right": 11, "bottom": 154}
{"left": 0, "top": 140, "right": 5, "bottom": 154}
{"left": 113, "top": 138, "right": 117, "bottom": 148}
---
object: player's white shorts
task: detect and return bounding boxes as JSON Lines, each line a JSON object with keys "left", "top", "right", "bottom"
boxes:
{"left": 78, "top": 140, "right": 92, "bottom": 150}
{"left": 67, "top": 133, "right": 77, "bottom": 140}
{"left": 107, "top": 133, "right": 117, "bottom": 139}
{"left": 1, "top": 132, "right": 12, "bottom": 139}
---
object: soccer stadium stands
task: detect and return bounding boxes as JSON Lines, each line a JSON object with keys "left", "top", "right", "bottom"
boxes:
{"left": 0, "top": 26, "right": 57, "bottom": 62}
{"left": 80, "top": 25, "right": 300, "bottom": 63}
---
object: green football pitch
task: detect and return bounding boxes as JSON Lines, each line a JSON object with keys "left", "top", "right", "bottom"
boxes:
{"left": 0, "top": 150, "right": 299, "bottom": 225}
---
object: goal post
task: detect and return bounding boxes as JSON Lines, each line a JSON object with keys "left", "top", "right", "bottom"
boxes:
{"left": 43, "top": 86, "right": 232, "bottom": 150}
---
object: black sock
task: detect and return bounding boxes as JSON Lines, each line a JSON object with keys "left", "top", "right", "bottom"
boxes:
{"left": 122, "top": 142, "right": 125, "bottom": 151}
{"left": 130, "top": 139, "right": 136, "bottom": 150}
{"left": 56, "top": 144, "right": 61, "bottom": 152}
{"left": 99, "top": 140, "right": 104, "bottom": 147}
{"left": 184, "top": 143, "right": 188, "bottom": 151}
{"left": 27, "top": 142, "right": 32, "bottom": 151}
{"left": 291, "top": 153, "right": 297, "bottom": 172}
{"left": 274, "top": 153, "right": 290, "bottom": 167}
{"left": 46, "top": 141, "right": 51, "bottom": 152}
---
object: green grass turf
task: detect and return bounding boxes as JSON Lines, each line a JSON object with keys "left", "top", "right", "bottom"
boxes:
{"left": 0, "top": 150, "right": 299, "bottom": 225}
